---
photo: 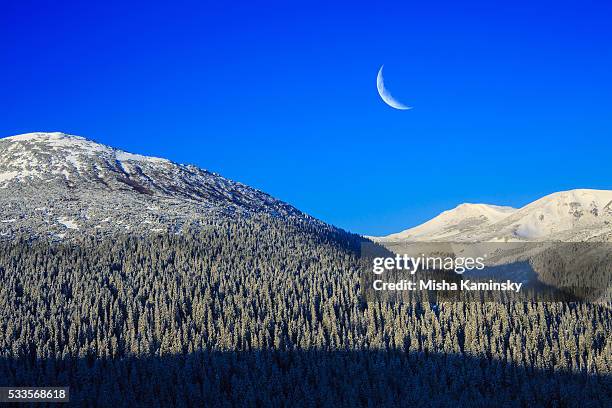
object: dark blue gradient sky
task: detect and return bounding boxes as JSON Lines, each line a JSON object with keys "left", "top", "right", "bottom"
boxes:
{"left": 1, "top": 0, "right": 611, "bottom": 234}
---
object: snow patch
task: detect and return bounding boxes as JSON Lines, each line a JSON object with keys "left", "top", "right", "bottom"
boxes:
{"left": 0, "top": 171, "right": 19, "bottom": 182}
{"left": 116, "top": 151, "right": 169, "bottom": 164}
{"left": 58, "top": 217, "right": 79, "bottom": 230}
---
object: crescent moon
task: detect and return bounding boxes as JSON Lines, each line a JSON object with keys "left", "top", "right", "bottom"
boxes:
{"left": 376, "top": 65, "right": 412, "bottom": 110}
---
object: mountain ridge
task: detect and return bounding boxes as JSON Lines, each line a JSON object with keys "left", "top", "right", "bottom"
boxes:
{"left": 374, "top": 189, "right": 612, "bottom": 243}
{"left": 374, "top": 203, "right": 517, "bottom": 242}
{"left": 0, "top": 132, "right": 320, "bottom": 240}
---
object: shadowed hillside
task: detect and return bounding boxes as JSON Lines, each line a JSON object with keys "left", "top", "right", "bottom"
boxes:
{"left": 1, "top": 351, "right": 610, "bottom": 407}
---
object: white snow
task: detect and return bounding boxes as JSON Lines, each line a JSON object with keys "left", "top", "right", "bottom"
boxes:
{"left": 0, "top": 131, "right": 302, "bottom": 241}
{"left": 115, "top": 151, "right": 168, "bottom": 164}
{"left": 57, "top": 217, "right": 79, "bottom": 230}
{"left": 0, "top": 170, "right": 39, "bottom": 187}
{"left": 3, "top": 132, "right": 72, "bottom": 142}
{"left": 374, "top": 189, "right": 612, "bottom": 243}
{"left": 0, "top": 171, "right": 19, "bottom": 184}
{"left": 66, "top": 154, "right": 84, "bottom": 171}
{"left": 377, "top": 203, "right": 517, "bottom": 242}
{"left": 507, "top": 189, "right": 612, "bottom": 240}
{"left": 2, "top": 132, "right": 168, "bottom": 166}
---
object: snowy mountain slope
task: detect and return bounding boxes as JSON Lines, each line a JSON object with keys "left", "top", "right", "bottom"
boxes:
{"left": 374, "top": 189, "right": 612, "bottom": 242}
{"left": 0, "top": 132, "right": 314, "bottom": 239}
{"left": 470, "top": 189, "right": 612, "bottom": 242}
{"left": 372, "top": 203, "right": 517, "bottom": 242}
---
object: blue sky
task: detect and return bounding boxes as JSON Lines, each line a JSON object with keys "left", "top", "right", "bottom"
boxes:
{"left": 1, "top": 0, "right": 611, "bottom": 235}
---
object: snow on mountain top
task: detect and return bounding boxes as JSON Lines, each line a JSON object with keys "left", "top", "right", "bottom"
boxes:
{"left": 501, "top": 189, "right": 612, "bottom": 240}
{"left": 0, "top": 131, "right": 310, "bottom": 240}
{"left": 1, "top": 132, "right": 169, "bottom": 164}
{"left": 524, "top": 189, "right": 612, "bottom": 208}
{"left": 3, "top": 132, "right": 83, "bottom": 142}
{"left": 443, "top": 203, "right": 516, "bottom": 218}
{"left": 374, "top": 189, "right": 612, "bottom": 243}
{"left": 375, "top": 203, "right": 518, "bottom": 242}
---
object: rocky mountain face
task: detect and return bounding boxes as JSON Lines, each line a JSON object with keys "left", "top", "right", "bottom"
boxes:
{"left": 0, "top": 132, "right": 313, "bottom": 240}
{"left": 375, "top": 189, "right": 612, "bottom": 242}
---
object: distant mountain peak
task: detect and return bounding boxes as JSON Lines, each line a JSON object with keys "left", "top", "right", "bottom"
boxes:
{"left": 373, "top": 202, "right": 517, "bottom": 242}
{"left": 374, "top": 189, "right": 612, "bottom": 243}
{"left": 446, "top": 203, "right": 516, "bottom": 215}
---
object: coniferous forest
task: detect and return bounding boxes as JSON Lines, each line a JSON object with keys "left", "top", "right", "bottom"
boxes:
{"left": 0, "top": 215, "right": 610, "bottom": 406}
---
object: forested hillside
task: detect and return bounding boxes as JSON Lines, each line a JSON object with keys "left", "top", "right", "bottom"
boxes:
{"left": 0, "top": 215, "right": 610, "bottom": 406}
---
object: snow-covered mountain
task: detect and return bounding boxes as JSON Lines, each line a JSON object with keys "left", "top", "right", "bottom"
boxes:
{"left": 375, "top": 203, "right": 517, "bottom": 242}
{"left": 0, "top": 132, "right": 312, "bottom": 239}
{"left": 374, "top": 189, "right": 612, "bottom": 242}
